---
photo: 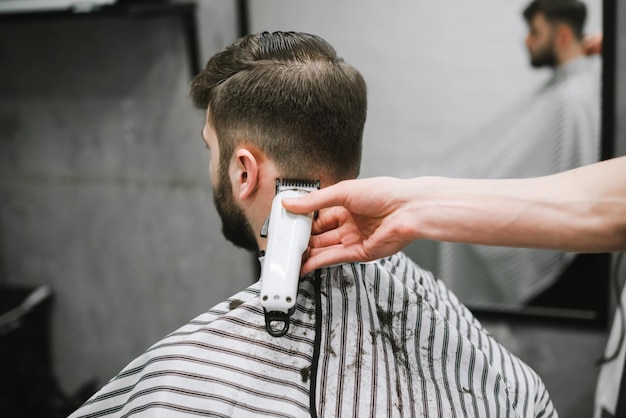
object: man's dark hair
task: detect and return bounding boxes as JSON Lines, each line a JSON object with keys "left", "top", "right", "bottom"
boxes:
{"left": 190, "top": 31, "right": 367, "bottom": 182}
{"left": 523, "top": 0, "right": 587, "bottom": 40}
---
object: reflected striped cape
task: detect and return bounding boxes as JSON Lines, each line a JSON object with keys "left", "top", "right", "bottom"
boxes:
{"left": 70, "top": 252, "right": 556, "bottom": 417}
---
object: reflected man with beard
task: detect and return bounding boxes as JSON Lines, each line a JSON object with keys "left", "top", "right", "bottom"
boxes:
{"left": 437, "top": 0, "right": 602, "bottom": 306}
{"left": 524, "top": 0, "right": 588, "bottom": 68}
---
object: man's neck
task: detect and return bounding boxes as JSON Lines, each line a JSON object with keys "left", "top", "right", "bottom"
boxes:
{"left": 556, "top": 44, "right": 585, "bottom": 67}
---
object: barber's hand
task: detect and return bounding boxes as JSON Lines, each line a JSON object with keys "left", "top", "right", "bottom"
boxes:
{"left": 282, "top": 177, "right": 418, "bottom": 274}
{"left": 584, "top": 32, "right": 602, "bottom": 56}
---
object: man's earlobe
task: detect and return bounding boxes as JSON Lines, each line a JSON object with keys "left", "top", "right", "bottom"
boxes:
{"left": 233, "top": 148, "right": 259, "bottom": 201}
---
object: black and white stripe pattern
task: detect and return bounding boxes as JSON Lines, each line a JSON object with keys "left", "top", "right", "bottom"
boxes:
{"left": 70, "top": 252, "right": 556, "bottom": 417}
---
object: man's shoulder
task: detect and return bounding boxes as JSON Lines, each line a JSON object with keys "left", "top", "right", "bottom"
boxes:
{"left": 557, "top": 56, "right": 602, "bottom": 90}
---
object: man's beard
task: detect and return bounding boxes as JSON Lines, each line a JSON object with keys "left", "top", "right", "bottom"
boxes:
{"left": 529, "top": 43, "right": 558, "bottom": 68}
{"left": 213, "top": 170, "right": 259, "bottom": 252}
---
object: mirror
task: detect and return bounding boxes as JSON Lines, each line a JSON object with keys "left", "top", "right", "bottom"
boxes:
{"left": 247, "top": 0, "right": 610, "bottom": 326}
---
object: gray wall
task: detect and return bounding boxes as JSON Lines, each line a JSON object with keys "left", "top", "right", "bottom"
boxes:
{"left": 0, "top": 0, "right": 254, "bottom": 394}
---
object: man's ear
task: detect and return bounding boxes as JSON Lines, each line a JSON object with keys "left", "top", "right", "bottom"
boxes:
{"left": 556, "top": 23, "right": 574, "bottom": 47}
{"left": 231, "top": 147, "right": 259, "bottom": 201}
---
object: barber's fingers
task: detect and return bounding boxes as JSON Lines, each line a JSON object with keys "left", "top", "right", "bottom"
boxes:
{"left": 584, "top": 32, "right": 603, "bottom": 55}
{"left": 282, "top": 182, "right": 351, "bottom": 214}
{"left": 301, "top": 245, "right": 355, "bottom": 274}
{"left": 310, "top": 206, "right": 347, "bottom": 235}
{"left": 309, "top": 228, "right": 343, "bottom": 249}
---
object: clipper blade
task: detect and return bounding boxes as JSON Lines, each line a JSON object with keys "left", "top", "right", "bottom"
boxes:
{"left": 275, "top": 178, "right": 320, "bottom": 194}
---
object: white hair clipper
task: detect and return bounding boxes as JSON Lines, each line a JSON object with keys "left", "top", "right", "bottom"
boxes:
{"left": 260, "top": 178, "right": 320, "bottom": 337}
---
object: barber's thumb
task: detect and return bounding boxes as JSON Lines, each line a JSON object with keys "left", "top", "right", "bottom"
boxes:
{"left": 282, "top": 196, "right": 307, "bottom": 212}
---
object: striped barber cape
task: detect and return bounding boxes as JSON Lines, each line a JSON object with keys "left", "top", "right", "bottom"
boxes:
{"left": 69, "top": 252, "right": 556, "bottom": 417}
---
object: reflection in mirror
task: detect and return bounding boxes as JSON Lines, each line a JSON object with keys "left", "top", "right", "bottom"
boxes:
{"left": 248, "top": 0, "right": 606, "bottom": 324}
{"left": 422, "top": 0, "right": 605, "bottom": 324}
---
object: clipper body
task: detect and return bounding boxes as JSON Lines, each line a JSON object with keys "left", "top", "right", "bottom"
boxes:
{"left": 260, "top": 179, "right": 319, "bottom": 337}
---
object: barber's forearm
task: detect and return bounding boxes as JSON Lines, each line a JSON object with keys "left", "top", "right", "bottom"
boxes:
{"left": 410, "top": 162, "right": 626, "bottom": 253}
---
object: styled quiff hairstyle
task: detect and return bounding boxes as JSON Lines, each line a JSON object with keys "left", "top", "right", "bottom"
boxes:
{"left": 190, "top": 31, "right": 367, "bottom": 182}
{"left": 523, "top": 0, "right": 587, "bottom": 40}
